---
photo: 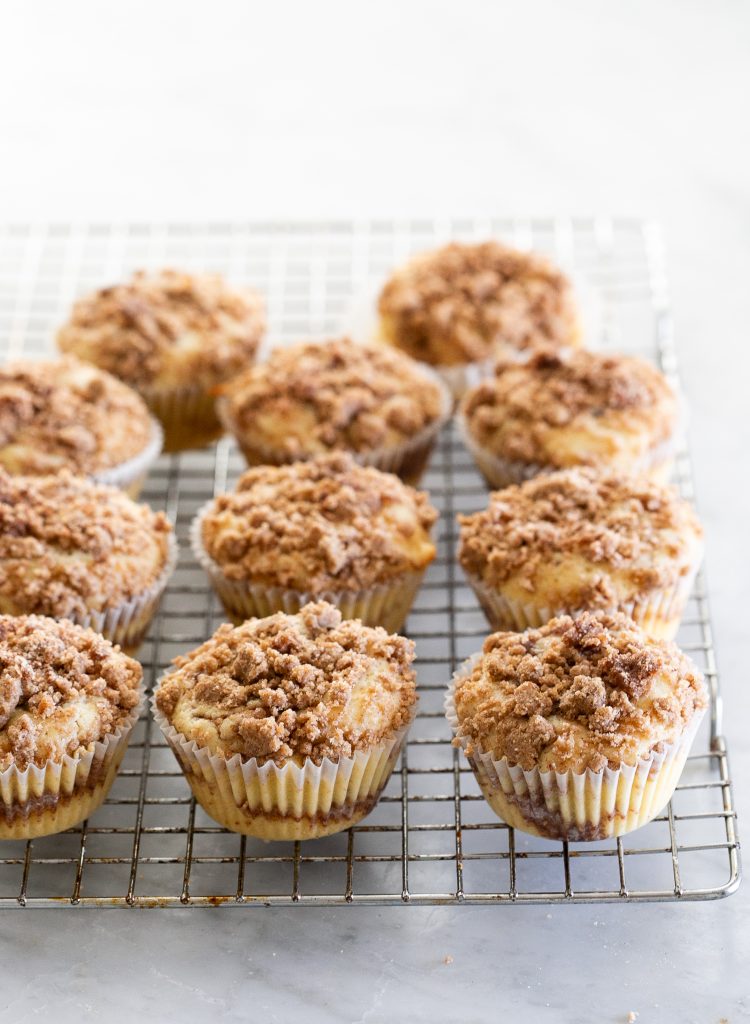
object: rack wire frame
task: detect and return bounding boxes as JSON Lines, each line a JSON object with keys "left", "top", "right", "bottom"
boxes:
{"left": 0, "top": 218, "right": 740, "bottom": 908}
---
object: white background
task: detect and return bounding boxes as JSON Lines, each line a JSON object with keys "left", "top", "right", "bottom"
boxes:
{"left": 1, "top": 1, "right": 749, "bottom": 1021}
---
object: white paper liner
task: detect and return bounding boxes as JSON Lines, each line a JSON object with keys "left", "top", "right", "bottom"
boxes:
{"left": 141, "top": 384, "right": 224, "bottom": 452}
{"left": 445, "top": 659, "right": 705, "bottom": 841}
{"left": 216, "top": 363, "right": 452, "bottom": 485}
{"left": 62, "top": 532, "right": 179, "bottom": 653}
{"left": 463, "top": 551, "right": 702, "bottom": 641}
{"left": 91, "top": 416, "right": 163, "bottom": 498}
{"left": 0, "top": 696, "right": 143, "bottom": 839}
{"left": 190, "top": 507, "right": 425, "bottom": 631}
{"left": 152, "top": 695, "right": 411, "bottom": 840}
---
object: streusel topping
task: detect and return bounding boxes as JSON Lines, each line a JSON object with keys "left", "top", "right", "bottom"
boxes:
{"left": 220, "top": 338, "right": 447, "bottom": 457}
{"left": 0, "top": 470, "right": 173, "bottom": 618}
{"left": 378, "top": 241, "right": 580, "bottom": 366}
{"left": 200, "top": 454, "right": 437, "bottom": 591}
{"left": 458, "top": 469, "right": 702, "bottom": 605}
{"left": 0, "top": 357, "right": 153, "bottom": 475}
{"left": 58, "top": 269, "right": 265, "bottom": 389}
{"left": 461, "top": 350, "right": 678, "bottom": 469}
{"left": 156, "top": 602, "right": 417, "bottom": 765}
{"left": 0, "top": 615, "right": 142, "bottom": 770}
{"left": 452, "top": 612, "right": 706, "bottom": 773}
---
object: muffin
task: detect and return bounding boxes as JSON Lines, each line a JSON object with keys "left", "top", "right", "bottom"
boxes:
{"left": 0, "top": 615, "right": 142, "bottom": 839}
{"left": 458, "top": 469, "right": 702, "bottom": 640}
{"left": 446, "top": 611, "right": 707, "bottom": 841}
{"left": 0, "top": 470, "right": 177, "bottom": 653}
{"left": 459, "top": 349, "right": 680, "bottom": 487}
{"left": 0, "top": 356, "right": 161, "bottom": 497}
{"left": 218, "top": 338, "right": 451, "bottom": 484}
{"left": 192, "top": 453, "right": 437, "bottom": 631}
{"left": 377, "top": 240, "right": 581, "bottom": 399}
{"left": 57, "top": 269, "right": 265, "bottom": 452}
{"left": 153, "top": 601, "right": 417, "bottom": 840}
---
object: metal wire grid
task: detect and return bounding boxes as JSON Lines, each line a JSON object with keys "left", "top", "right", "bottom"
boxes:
{"left": 0, "top": 219, "right": 740, "bottom": 907}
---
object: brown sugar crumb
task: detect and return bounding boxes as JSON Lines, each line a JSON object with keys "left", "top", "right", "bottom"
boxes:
{"left": 0, "top": 357, "right": 153, "bottom": 475}
{"left": 156, "top": 602, "right": 417, "bottom": 765}
{"left": 0, "top": 470, "right": 173, "bottom": 617}
{"left": 461, "top": 349, "right": 678, "bottom": 467}
{"left": 58, "top": 269, "right": 265, "bottom": 389}
{"left": 0, "top": 615, "right": 142, "bottom": 770}
{"left": 200, "top": 453, "right": 437, "bottom": 591}
{"left": 458, "top": 468, "right": 703, "bottom": 602}
{"left": 378, "top": 241, "right": 579, "bottom": 365}
{"left": 220, "top": 338, "right": 447, "bottom": 457}
{"left": 452, "top": 611, "right": 706, "bottom": 773}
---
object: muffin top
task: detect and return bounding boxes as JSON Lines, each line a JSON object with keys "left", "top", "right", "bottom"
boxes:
{"left": 461, "top": 350, "right": 678, "bottom": 472}
{"left": 378, "top": 240, "right": 579, "bottom": 366}
{"left": 155, "top": 602, "right": 417, "bottom": 765}
{"left": 458, "top": 469, "right": 702, "bottom": 609}
{"left": 58, "top": 269, "right": 265, "bottom": 390}
{"left": 452, "top": 611, "right": 706, "bottom": 773}
{"left": 0, "top": 615, "right": 142, "bottom": 771}
{"left": 220, "top": 338, "right": 448, "bottom": 457}
{"left": 0, "top": 470, "right": 174, "bottom": 618}
{"left": 199, "top": 454, "right": 437, "bottom": 592}
{"left": 0, "top": 356, "right": 154, "bottom": 476}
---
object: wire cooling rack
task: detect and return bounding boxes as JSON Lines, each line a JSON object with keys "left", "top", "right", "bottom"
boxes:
{"left": 0, "top": 219, "right": 740, "bottom": 907}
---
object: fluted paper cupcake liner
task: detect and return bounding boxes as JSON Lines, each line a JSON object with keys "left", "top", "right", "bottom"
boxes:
{"left": 62, "top": 532, "right": 179, "bottom": 654}
{"left": 92, "top": 416, "right": 163, "bottom": 498}
{"left": 0, "top": 698, "right": 142, "bottom": 840}
{"left": 141, "top": 384, "right": 225, "bottom": 453}
{"left": 445, "top": 660, "right": 705, "bottom": 841}
{"left": 190, "top": 506, "right": 426, "bottom": 631}
{"left": 152, "top": 695, "right": 411, "bottom": 840}
{"left": 217, "top": 364, "right": 452, "bottom": 485}
{"left": 463, "top": 555, "right": 701, "bottom": 641}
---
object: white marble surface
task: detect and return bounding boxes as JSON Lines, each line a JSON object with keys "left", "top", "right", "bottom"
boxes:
{"left": 0, "top": 1, "right": 748, "bottom": 1021}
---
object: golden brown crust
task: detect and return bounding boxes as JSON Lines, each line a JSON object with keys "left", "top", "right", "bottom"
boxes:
{"left": 0, "top": 357, "right": 153, "bottom": 475}
{"left": 58, "top": 269, "right": 265, "bottom": 390}
{"left": 0, "top": 470, "right": 173, "bottom": 618}
{"left": 220, "top": 338, "right": 447, "bottom": 457}
{"left": 452, "top": 611, "right": 706, "bottom": 773}
{"left": 458, "top": 468, "right": 703, "bottom": 606}
{"left": 0, "top": 615, "right": 142, "bottom": 770}
{"left": 462, "top": 350, "right": 678, "bottom": 471}
{"left": 378, "top": 241, "right": 580, "bottom": 366}
{"left": 200, "top": 454, "right": 437, "bottom": 592}
{"left": 155, "top": 602, "right": 417, "bottom": 765}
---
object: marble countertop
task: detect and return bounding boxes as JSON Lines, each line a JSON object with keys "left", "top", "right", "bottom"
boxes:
{"left": 1, "top": 1, "right": 748, "bottom": 1021}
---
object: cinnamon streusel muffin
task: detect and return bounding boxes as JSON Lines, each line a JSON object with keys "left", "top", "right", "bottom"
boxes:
{"left": 459, "top": 349, "right": 680, "bottom": 487}
{"left": 0, "top": 615, "right": 142, "bottom": 839}
{"left": 192, "top": 454, "right": 437, "bottom": 631}
{"left": 0, "top": 470, "right": 177, "bottom": 653}
{"left": 58, "top": 269, "right": 265, "bottom": 451}
{"left": 377, "top": 241, "right": 582, "bottom": 399}
{"left": 446, "top": 611, "right": 707, "bottom": 841}
{"left": 218, "top": 338, "right": 451, "bottom": 484}
{"left": 458, "top": 469, "right": 702, "bottom": 639}
{"left": 153, "top": 601, "right": 417, "bottom": 840}
{"left": 0, "top": 356, "right": 161, "bottom": 497}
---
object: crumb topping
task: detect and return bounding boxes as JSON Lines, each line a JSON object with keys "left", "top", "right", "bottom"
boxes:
{"left": 461, "top": 350, "right": 678, "bottom": 468}
{"left": 458, "top": 468, "right": 702, "bottom": 604}
{"left": 0, "top": 470, "right": 173, "bottom": 617}
{"left": 378, "top": 241, "right": 579, "bottom": 365}
{"left": 220, "top": 338, "right": 447, "bottom": 456}
{"left": 58, "top": 269, "right": 265, "bottom": 389}
{"left": 156, "top": 602, "right": 417, "bottom": 765}
{"left": 0, "top": 357, "right": 153, "bottom": 475}
{"left": 0, "top": 615, "right": 142, "bottom": 771}
{"left": 200, "top": 454, "right": 437, "bottom": 591}
{"left": 452, "top": 612, "right": 706, "bottom": 772}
